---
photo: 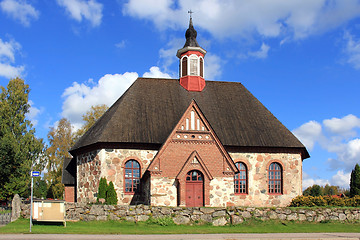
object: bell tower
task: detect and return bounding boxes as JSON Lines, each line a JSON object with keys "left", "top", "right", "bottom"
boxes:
{"left": 177, "top": 13, "right": 206, "bottom": 92}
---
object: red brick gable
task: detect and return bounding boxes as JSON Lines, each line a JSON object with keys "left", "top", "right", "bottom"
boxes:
{"left": 148, "top": 100, "right": 237, "bottom": 178}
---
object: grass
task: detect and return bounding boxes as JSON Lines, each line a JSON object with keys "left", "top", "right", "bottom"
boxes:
{"left": 1, "top": 218, "right": 360, "bottom": 235}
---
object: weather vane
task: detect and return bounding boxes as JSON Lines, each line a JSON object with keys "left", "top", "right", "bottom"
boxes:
{"left": 188, "top": 10, "right": 193, "bottom": 18}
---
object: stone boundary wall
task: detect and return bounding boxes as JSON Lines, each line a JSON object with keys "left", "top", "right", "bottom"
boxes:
{"left": 20, "top": 203, "right": 360, "bottom": 226}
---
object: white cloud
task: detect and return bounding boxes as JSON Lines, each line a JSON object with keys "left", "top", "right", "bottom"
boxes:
{"left": 344, "top": 31, "right": 360, "bottom": 69}
{"left": 26, "top": 100, "right": 42, "bottom": 126}
{"left": 57, "top": 0, "right": 103, "bottom": 27}
{"left": 302, "top": 171, "right": 330, "bottom": 189}
{"left": 323, "top": 114, "right": 360, "bottom": 137}
{"left": 295, "top": 114, "right": 360, "bottom": 188}
{"left": 123, "top": 0, "right": 360, "bottom": 40}
{"left": 331, "top": 170, "right": 351, "bottom": 188}
{"left": 248, "top": 43, "right": 270, "bottom": 59}
{"left": 142, "top": 66, "right": 171, "bottom": 78}
{"left": 293, "top": 120, "right": 322, "bottom": 151}
{"left": 115, "top": 40, "right": 126, "bottom": 49}
{"left": 159, "top": 37, "right": 183, "bottom": 73}
{"left": 204, "top": 53, "right": 222, "bottom": 80}
{"left": 0, "top": 0, "right": 39, "bottom": 26}
{"left": 62, "top": 72, "right": 138, "bottom": 126}
{"left": 0, "top": 38, "right": 24, "bottom": 78}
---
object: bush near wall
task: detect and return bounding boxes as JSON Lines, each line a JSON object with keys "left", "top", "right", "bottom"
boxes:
{"left": 290, "top": 195, "right": 360, "bottom": 207}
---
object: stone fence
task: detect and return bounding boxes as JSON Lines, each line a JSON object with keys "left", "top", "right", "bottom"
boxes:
{"left": 20, "top": 203, "right": 360, "bottom": 226}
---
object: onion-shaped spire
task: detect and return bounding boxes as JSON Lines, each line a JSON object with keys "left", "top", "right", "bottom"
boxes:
{"left": 183, "top": 17, "right": 200, "bottom": 48}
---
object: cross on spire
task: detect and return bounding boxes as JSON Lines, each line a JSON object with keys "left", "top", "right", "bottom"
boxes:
{"left": 188, "top": 10, "right": 193, "bottom": 19}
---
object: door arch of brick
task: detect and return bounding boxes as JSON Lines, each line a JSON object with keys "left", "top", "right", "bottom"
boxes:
{"left": 185, "top": 170, "right": 204, "bottom": 207}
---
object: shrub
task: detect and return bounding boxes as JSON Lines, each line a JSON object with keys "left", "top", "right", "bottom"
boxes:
{"left": 106, "top": 181, "right": 118, "bottom": 205}
{"left": 290, "top": 195, "right": 360, "bottom": 207}
{"left": 97, "top": 177, "right": 108, "bottom": 202}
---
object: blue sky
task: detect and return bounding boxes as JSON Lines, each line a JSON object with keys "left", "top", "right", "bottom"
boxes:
{"left": 1, "top": 0, "right": 360, "bottom": 190}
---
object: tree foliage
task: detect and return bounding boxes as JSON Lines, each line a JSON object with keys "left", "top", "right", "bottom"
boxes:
{"left": 106, "top": 181, "right": 117, "bottom": 205}
{"left": 73, "top": 104, "right": 108, "bottom": 142}
{"left": 97, "top": 177, "right": 108, "bottom": 202}
{"left": 350, "top": 163, "right": 360, "bottom": 197}
{"left": 45, "top": 118, "right": 73, "bottom": 199}
{"left": 303, "top": 184, "right": 341, "bottom": 197}
{"left": 0, "top": 78, "right": 45, "bottom": 200}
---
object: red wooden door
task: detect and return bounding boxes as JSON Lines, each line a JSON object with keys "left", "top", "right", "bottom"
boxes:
{"left": 186, "top": 171, "right": 204, "bottom": 207}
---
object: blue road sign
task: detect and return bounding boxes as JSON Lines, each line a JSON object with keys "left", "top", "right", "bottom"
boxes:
{"left": 31, "top": 171, "right": 40, "bottom": 177}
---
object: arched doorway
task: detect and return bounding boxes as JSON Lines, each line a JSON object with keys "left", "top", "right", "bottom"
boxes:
{"left": 185, "top": 170, "right": 204, "bottom": 207}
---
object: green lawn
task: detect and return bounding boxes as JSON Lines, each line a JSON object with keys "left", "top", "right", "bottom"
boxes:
{"left": 1, "top": 218, "right": 360, "bottom": 234}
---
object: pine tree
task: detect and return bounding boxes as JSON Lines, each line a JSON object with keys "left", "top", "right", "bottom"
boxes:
{"left": 350, "top": 163, "right": 360, "bottom": 197}
{"left": 105, "top": 181, "right": 118, "bottom": 205}
{"left": 97, "top": 177, "right": 108, "bottom": 202}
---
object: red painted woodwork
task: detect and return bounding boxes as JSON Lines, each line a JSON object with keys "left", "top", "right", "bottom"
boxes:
{"left": 180, "top": 76, "right": 205, "bottom": 92}
{"left": 186, "top": 171, "right": 204, "bottom": 207}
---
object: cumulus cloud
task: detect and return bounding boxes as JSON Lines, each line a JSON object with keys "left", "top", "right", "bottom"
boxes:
{"left": 61, "top": 66, "right": 172, "bottom": 127}
{"left": 143, "top": 66, "right": 171, "bottom": 78}
{"left": 344, "top": 31, "right": 360, "bottom": 69}
{"left": 293, "top": 120, "right": 322, "bottom": 151}
{"left": 323, "top": 114, "right": 360, "bottom": 137}
{"left": 204, "top": 53, "right": 222, "bottom": 80}
{"left": 248, "top": 43, "right": 270, "bottom": 59}
{"left": 302, "top": 172, "right": 330, "bottom": 189}
{"left": 62, "top": 72, "right": 138, "bottom": 126}
{"left": 302, "top": 170, "right": 350, "bottom": 189}
{"left": 159, "top": 37, "right": 183, "bottom": 73}
{"left": 0, "top": 0, "right": 39, "bottom": 26}
{"left": 0, "top": 38, "right": 24, "bottom": 78}
{"left": 331, "top": 170, "right": 351, "bottom": 188}
{"left": 56, "top": 0, "right": 103, "bottom": 27}
{"left": 123, "top": 0, "right": 360, "bottom": 40}
{"left": 26, "top": 100, "right": 42, "bottom": 126}
{"left": 295, "top": 114, "right": 360, "bottom": 188}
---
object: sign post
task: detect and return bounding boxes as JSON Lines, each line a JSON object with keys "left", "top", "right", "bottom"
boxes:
{"left": 30, "top": 171, "right": 40, "bottom": 233}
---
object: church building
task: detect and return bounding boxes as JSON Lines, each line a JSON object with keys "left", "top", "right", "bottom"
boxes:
{"left": 63, "top": 17, "right": 309, "bottom": 207}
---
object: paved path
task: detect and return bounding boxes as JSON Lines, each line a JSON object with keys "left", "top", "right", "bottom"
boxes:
{"left": 0, "top": 233, "right": 359, "bottom": 240}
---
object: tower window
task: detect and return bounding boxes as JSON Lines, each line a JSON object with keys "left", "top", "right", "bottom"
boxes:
{"left": 200, "top": 57, "right": 204, "bottom": 77}
{"left": 190, "top": 57, "right": 198, "bottom": 75}
{"left": 182, "top": 57, "right": 188, "bottom": 77}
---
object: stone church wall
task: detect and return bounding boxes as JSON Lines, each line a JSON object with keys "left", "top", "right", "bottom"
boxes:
{"left": 150, "top": 176, "right": 177, "bottom": 206}
{"left": 77, "top": 148, "right": 157, "bottom": 204}
{"left": 229, "top": 152, "right": 302, "bottom": 207}
{"left": 209, "top": 177, "right": 234, "bottom": 207}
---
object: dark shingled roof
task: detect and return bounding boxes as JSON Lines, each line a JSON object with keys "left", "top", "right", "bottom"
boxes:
{"left": 70, "top": 78, "right": 309, "bottom": 159}
{"left": 62, "top": 157, "right": 76, "bottom": 185}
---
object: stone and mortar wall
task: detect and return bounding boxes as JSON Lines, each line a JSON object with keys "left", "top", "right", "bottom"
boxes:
{"left": 209, "top": 177, "right": 234, "bottom": 207}
{"left": 20, "top": 203, "right": 360, "bottom": 226}
{"left": 229, "top": 152, "right": 302, "bottom": 207}
{"left": 77, "top": 150, "right": 101, "bottom": 203}
{"left": 77, "top": 148, "right": 157, "bottom": 204}
{"left": 150, "top": 176, "right": 177, "bottom": 206}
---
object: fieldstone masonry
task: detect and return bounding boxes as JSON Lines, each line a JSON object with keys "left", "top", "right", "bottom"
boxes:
{"left": 77, "top": 149, "right": 158, "bottom": 204}
{"left": 20, "top": 203, "right": 360, "bottom": 226}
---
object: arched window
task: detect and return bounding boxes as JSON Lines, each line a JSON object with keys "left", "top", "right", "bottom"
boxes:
{"left": 124, "top": 160, "right": 140, "bottom": 193}
{"left": 200, "top": 57, "right": 204, "bottom": 77}
{"left": 186, "top": 170, "right": 203, "bottom": 182}
{"left": 234, "top": 162, "right": 247, "bottom": 194}
{"left": 182, "top": 57, "right": 188, "bottom": 77}
{"left": 189, "top": 55, "right": 198, "bottom": 75}
{"left": 268, "top": 162, "right": 282, "bottom": 194}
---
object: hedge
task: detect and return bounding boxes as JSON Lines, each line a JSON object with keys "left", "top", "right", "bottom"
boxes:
{"left": 290, "top": 195, "right": 360, "bottom": 207}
